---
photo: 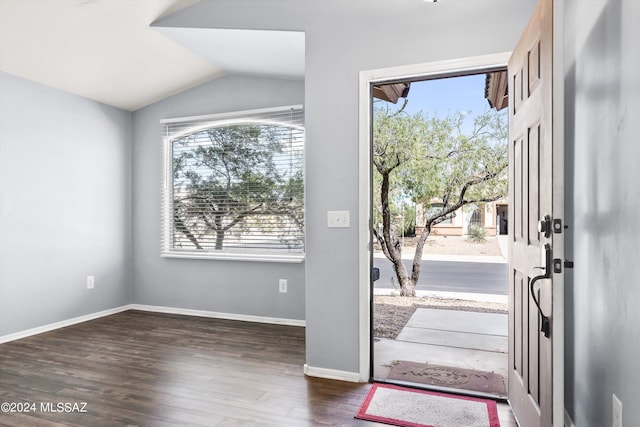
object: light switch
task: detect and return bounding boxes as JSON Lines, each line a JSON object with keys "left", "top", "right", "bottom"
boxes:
{"left": 327, "top": 211, "right": 350, "bottom": 228}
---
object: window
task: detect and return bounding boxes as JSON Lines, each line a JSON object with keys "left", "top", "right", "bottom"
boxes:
{"left": 161, "top": 105, "right": 304, "bottom": 262}
{"left": 425, "top": 203, "right": 452, "bottom": 224}
{"left": 468, "top": 204, "right": 483, "bottom": 227}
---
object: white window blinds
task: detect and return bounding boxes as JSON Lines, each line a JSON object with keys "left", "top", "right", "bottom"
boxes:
{"left": 161, "top": 105, "right": 304, "bottom": 262}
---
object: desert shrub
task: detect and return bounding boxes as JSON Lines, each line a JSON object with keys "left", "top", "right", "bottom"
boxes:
{"left": 467, "top": 224, "right": 487, "bottom": 243}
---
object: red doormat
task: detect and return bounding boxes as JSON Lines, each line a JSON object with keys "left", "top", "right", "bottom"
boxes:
{"left": 355, "top": 383, "right": 500, "bottom": 427}
{"left": 387, "top": 361, "right": 506, "bottom": 397}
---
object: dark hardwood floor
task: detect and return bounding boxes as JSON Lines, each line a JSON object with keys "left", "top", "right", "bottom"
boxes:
{"left": 0, "top": 311, "right": 382, "bottom": 426}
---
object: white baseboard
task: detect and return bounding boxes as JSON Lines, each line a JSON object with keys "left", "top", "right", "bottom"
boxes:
{"left": 0, "top": 304, "right": 305, "bottom": 345}
{"left": 129, "top": 304, "right": 306, "bottom": 327}
{"left": 565, "top": 410, "right": 576, "bottom": 427}
{"left": 303, "top": 364, "right": 367, "bottom": 383}
{"left": 0, "top": 305, "right": 130, "bottom": 344}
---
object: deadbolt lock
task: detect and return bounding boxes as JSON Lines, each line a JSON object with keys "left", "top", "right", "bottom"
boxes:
{"left": 538, "top": 215, "right": 552, "bottom": 238}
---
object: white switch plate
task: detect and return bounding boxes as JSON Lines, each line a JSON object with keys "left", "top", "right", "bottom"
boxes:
{"left": 87, "top": 275, "right": 94, "bottom": 290}
{"left": 279, "top": 279, "right": 288, "bottom": 293}
{"left": 327, "top": 210, "right": 350, "bottom": 228}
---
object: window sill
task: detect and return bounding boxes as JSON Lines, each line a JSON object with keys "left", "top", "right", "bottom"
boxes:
{"left": 161, "top": 251, "right": 305, "bottom": 263}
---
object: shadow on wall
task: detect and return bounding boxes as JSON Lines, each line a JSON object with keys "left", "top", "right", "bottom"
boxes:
{"left": 564, "top": 0, "right": 635, "bottom": 426}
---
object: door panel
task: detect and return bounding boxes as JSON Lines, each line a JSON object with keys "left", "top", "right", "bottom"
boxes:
{"left": 508, "top": 0, "right": 554, "bottom": 425}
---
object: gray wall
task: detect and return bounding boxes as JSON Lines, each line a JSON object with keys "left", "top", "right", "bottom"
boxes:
{"left": 563, "top": 0, "right": 640, "bottom": 425}
{"left": 154, "top": 0, "right": 537, "bottom": 374}
{"left": 3, "top": 1, "right": 639, "bottom": 423}
{"left": 0, "top": 72, "right": 132, "bottom": 336}
{"left": 131, "top": 75, "right": 305, "bottom": 321}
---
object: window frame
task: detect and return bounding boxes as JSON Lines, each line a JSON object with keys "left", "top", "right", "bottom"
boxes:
{"left": 161, "top": 105, "right": 305, "bottom": 263}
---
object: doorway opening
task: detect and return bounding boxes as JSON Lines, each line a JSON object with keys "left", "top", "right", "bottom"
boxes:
{"left": 361, "top": 57, "right": 510, "bottom": 400}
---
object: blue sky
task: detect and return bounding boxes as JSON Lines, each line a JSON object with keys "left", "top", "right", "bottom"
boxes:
{"left": 376, "top": 72, "right": 505, "bottom": 135}
{"left": 404, "top": 73, "right": 489, "bottom": 116}
{"left": 380, "top": 73, "right": 493, "bottom": 119}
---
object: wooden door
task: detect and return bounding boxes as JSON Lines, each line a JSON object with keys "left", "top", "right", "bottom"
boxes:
{"left": 508, "top": 0, "right": 557, "bottom": 426}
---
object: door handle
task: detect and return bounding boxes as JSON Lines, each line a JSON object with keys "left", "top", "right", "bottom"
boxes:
{"left": 531, "top": 243, "right": 551, "bottom": 338}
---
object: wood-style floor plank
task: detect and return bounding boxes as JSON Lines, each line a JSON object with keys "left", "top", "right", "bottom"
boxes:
{"left": 0, "top": 310, "right": 510, "bottom": 426}
{"left": 0, "top": 311, "right": 379, "bottom": 426}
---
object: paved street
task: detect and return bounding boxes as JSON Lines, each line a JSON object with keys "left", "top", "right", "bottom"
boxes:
{"left": 373, "top": 256, "right": 508, "bottom": 295}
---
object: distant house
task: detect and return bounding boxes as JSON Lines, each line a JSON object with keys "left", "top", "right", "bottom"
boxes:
{"left": 415, "top": 200, "right": 508, "bottom": 237}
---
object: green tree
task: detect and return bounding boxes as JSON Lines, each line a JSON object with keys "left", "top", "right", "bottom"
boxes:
{"left": 373, "top": 101, "right": 507, "bottom": 296}
{"left": 172, "top": 124, "right": 303, "bottom": 251}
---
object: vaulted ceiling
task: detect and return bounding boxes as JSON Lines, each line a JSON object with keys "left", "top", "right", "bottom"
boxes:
{"left": 0, "top": 0, "right": 305, "bottom": 111}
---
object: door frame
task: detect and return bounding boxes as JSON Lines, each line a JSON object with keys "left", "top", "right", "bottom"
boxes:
{"left": 358, "top": 52, "right": 512, "bottom": 381}
{"left": 552, "top": 4, "right": 566, "bottom": 426}
{"left": 358, "top": 41, "right": 564, "bottom": 427}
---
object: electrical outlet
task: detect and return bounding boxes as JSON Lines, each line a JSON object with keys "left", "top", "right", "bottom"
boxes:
{"left": 279, "top": 279, "right": 287, "bottom": 293}
{"left": 87, "top": 275, "right": 95, "bottom": 290}
{"left": 613, "top": 394, "right": 622, "bottom": 427}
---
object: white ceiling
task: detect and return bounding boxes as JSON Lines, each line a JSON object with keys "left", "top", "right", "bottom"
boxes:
{"left": 0, "top": 0, "right": 305, "bottom": 111}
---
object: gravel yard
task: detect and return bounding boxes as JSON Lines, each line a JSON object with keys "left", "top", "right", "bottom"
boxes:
{"left": 376, "top": 234, "right": 504, "bottom": 256}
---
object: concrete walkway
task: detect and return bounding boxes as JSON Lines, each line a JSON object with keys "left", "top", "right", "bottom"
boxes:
{"left": 497, "top": 234, "right": 509, "bottom": 261}
{"left": 373, "top": 235, "right": 510, "bottom": 392}
{"left": 374, "top": 307, "right": 508, "bottom": 396}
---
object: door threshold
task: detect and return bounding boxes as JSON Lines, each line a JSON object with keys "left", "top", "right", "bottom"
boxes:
{"left": 371, "top": 377, "right": 508, "bottom": 403}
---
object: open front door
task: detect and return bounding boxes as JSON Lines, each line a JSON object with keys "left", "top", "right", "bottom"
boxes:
{"left": 508, "top": 0, "right": 562, "bottom": 426}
